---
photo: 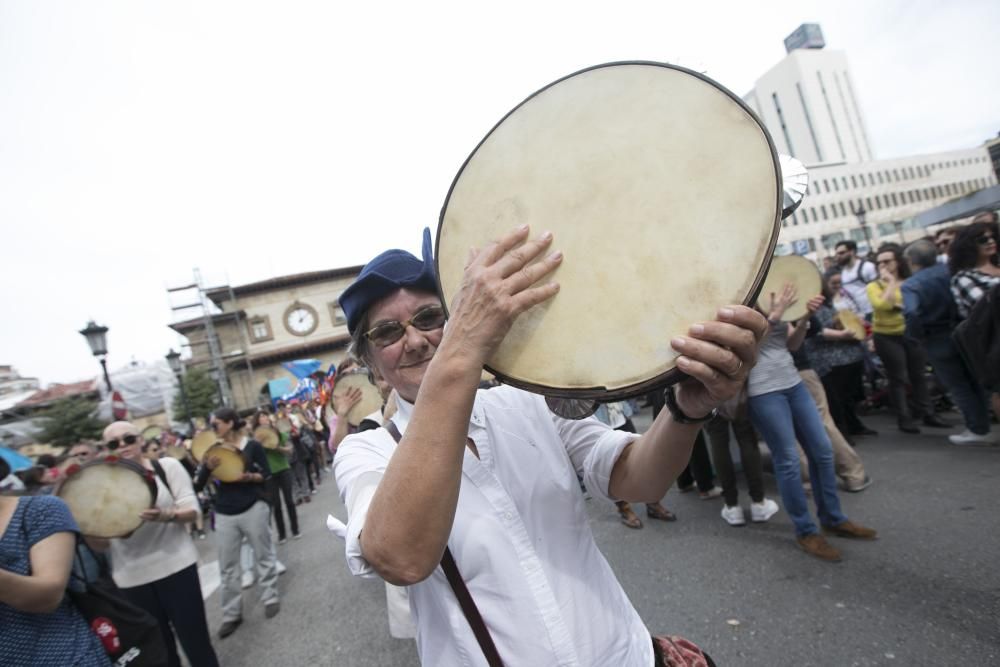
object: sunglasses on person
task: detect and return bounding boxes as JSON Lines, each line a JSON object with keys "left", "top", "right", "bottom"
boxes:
{"left": 976, "top": 234, "right": 995, "bottom": 246}
{"left": 364, "top": 305, "right": 447, "bottom": 348}
{"left": 104, "top": 434, "right": 139, "bottom": 450}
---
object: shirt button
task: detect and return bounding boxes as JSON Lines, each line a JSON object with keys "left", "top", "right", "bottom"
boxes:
{"left": 504, "top": 512, "right": 514, "bottom": 521}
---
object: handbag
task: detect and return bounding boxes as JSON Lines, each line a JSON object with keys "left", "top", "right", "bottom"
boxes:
{"left": 68, "top": 543, "right": 170, "bottom": 667}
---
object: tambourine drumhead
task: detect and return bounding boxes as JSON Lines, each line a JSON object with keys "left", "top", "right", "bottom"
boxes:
{"left": 275, "top": 417, "right": 293, "bottom": 434}
{"left": 254, "top": 426, "right": 280, "bottom": 450}
{"left": 57, "top": 458, "right": 156, "bottom": 538}
{"left": 332, "top": 369, "right": 384, "bottom": 427}
{"left": 757, "top": 255, "right": 823, "bottom": 322}
{"left": 437, "top": 62, "right": 781, "bottom": 400}
{"left": 163, "top": 445, "right": 188, "bottom": 460}
{"left": 205, "top": 444, "right": 245, "bottom": 482}
{"left": 836, "top": 309, "right": 867, "bottom": 340}
{"left": 141, "top": 425, "right": 163, "bottom": 441}
{"left": 190, "top": 431, "right": 220, "bottom": 463}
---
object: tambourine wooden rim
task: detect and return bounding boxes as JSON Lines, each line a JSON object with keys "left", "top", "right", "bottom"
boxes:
{"left": 56, "top": 457, "right": 157, "bottom": 538}
{"left": 436, "top": 61, "right": 781, "bottom": 401}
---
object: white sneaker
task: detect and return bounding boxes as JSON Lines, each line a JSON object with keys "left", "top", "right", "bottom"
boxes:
{"left": 720, "top": 505, "right": 746, "bottom": 526}
{"left": 241, "top": 570, "right": 255, "bottom": 589}
{"left": 948, "top": 429, "right": 1000, "bottom": 446}
{"left": 275, "top": 560, "right": 287, "bottom": 576}
{"left": 750, "top": 498, "right": 780, "bottom": 523}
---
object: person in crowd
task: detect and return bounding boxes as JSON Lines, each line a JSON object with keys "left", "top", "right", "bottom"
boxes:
{"left": 595, "top": 400, "right": 677, "bottom": 529}
{"left": 934, "top": 226, "right": 958, "bottom": 263}
{"left": 808, "top": 271, "right": 878, "bottom": 439}
{"left": 948, "top": 218, "right": 1000, "bottom": 319}
{"left": 703, "top": 412, "right": 779, "bottom": 526}
{"left": 67, "top": 442, "right": 98, "bottom": 465}
{"left": 868, "top": 243, "right": 950, "bottom": 433}
{"left": 333, "top": 226, "right": 761, "bottom": 665}
{"left": 903, "top": 239, "right": 997, "bottom": 445}
{"left": 86, "top": 421, "right": 219, "bottom": 667}
{"left": 791, "top": 321, "right": 872, "bottom": 492}
{"left": 142, "top": 438, "right": 162, "bottom": 460}
{"left": 254, "top": 410, "right": 299, "bottom": 544}
{"left": 0, "top": 472, "right": 112, "bottom": 667}
{"left": 747, "top": 284, "right": 877, "bottom": 562}
{"left": 194, "top": 407, "right": 279, "bottom": 638}
{"left": 834, "top": 240, "right": 878, "bottom": 320}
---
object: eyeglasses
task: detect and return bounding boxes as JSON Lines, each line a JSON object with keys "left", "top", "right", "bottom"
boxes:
{"left": 976, "top": 234, "right": 995, "bottom": 246}
{"left": 104, "top": 434, "right": 139, "bottom": 450}
{"left": 364, "top": 305, "right": 447, "bottom": 348}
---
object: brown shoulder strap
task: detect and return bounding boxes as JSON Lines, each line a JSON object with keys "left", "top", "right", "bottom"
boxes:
{"left": 384, "top": 421, "right": 504, "bottom": 667}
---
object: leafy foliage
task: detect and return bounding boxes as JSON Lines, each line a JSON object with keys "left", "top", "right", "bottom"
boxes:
{"left": 172, "top": 366, "right": 220, "bottom": 424}
{"left": 35, "top": 396, "right": 107, "bottom": 447}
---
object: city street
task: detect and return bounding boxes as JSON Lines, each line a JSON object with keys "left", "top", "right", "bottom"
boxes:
{"left": 193, "top": 408, "right": 999, "bottom": 666}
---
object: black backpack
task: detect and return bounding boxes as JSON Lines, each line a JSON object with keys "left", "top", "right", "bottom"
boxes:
{"left": 953, "top": 283, "right": 1000, "bottom": 389}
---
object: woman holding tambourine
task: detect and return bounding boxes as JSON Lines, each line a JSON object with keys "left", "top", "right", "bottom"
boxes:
{"left": 193, "top": 407, "right": 279, "bottom": 639}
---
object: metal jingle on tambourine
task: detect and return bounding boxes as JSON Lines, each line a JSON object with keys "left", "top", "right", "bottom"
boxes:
{"left": 544, "top": 397, "right": 601, "bottom": 420}
{"left": 779, "top": 153, "right": 809, "bottom": 219}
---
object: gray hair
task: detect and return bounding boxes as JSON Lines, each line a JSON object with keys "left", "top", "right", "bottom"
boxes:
{"left": 348, "top": 311, "right": 373, "bottom": 369}
{"left": 904, "top": 239, "right": 938, "bottom": 270}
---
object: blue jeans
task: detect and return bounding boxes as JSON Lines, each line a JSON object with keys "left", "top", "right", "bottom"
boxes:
{"left": 924, "top": 334, "right": 991, "bottom": 435}
{"left": 748, "top": 382, "right": 848, "bottom": 537}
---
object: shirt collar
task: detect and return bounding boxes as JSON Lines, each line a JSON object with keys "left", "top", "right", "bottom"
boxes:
{"left": 390, "top": 389, "right": 485, "bottom": 435}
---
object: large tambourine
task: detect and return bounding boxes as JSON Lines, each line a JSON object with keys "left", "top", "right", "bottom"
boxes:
{"left": 274, "top": 417, "right": 293, "bottom": 435}
{"left": 436, "top": 61, "right": 782, "bottom": 401}
{"left": 835, "top": 309, "right": 867, "bottom": 341}
{"left": 190, "top": 430, "right": 221, "bottom": 463}
{"left": 757, "top": 254, "right": 823, "bottom": 322}
{"left": 329, "top": 368, "right": 384, "bottom": 427}
{"left": 204, "top": 444, "right": 245, "bottom": 482}
{"left": 254, "top": 426, "right": 281, "bottom": 450}
{"left": 57, "top": 458, "right": 157, "bottom": 538}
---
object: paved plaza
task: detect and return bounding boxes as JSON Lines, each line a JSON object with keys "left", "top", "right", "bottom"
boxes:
{"left": 194, "top": 408, "right": 999, "bottom": 666}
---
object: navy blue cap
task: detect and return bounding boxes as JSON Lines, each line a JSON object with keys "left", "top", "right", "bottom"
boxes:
{"left": 339, "top": 228, "right": 438, "bottom": 334}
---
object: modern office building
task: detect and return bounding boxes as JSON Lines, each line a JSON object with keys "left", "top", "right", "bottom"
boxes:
{"left": 745, "top": 24, "right": 998, "bottom": 258}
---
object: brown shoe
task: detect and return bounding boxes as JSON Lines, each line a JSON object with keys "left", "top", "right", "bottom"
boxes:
{"left": 823, "top": 520, "right": 877, "bottom": 540}
{"left": 645, "top": 503, "right": 677, "bottom": 522}
{"left": 796, "top": 534, "right": 842, "bottom": 562}
{"left": 616, "top": 502, "right": 643, "bottom": 529}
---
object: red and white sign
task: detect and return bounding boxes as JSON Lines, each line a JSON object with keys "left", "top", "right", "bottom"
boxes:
{"left": 111, "top": 391, "right": 128, "bottom": 420}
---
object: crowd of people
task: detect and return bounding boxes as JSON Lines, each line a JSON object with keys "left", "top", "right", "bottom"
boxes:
{"left": 1, "top": 210, "right": 996, "bottom": 666}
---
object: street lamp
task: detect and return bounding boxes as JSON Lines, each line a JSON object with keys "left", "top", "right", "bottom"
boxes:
{"left": 165, "top": 348, "right": 195, "bottom": 435}
{"left": 79, "top": 320, "right": 113, "bottom": 392}
{"left": 851, "top": 202, "right": 872, "bottom": 255}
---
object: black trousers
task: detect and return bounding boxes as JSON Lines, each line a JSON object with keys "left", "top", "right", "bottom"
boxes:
{"left": 822, "top": 361, "right": 869, "bottom": 435}
{"left": 119, "top": 563, "right": 219, "bottom": 667}
{"left": 269, "top": 468, "right": 299, "bottom": 540}
{"left": 704, "top": 413, "right": 764, "bottom": 506}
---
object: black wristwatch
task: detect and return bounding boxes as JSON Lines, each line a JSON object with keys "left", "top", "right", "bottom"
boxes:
{"left": 663, "top": 385, "right": 717, "bottom": 424}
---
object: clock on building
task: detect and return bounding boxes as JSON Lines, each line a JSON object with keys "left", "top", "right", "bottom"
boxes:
{"left": 283, "top": 301, "right": 319, "bottom": 337}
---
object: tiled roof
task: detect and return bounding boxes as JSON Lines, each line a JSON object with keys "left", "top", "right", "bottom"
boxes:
{"left": 16, "top": 380, "right": 99, "bottom": 407}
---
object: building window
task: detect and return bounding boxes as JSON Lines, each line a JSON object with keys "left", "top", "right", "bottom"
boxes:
{"left": 821, "top": 205, "right": 828, "bottom": 220}
{"left": 838, "top": 202, "right": 847, "bottom": 217}
{"left": 877, "top": 172, "right": 884, "bottom": 184}
{"left": 891, "top": 193, "right": 899, "bottom": 206}
{"left": 248, "top": 316, "right": 273, "bottom": 343}
{"left": 866, "top": 196, "right": 873, "bottom": 210}
{"left": 823, "top": 179, "right": 830, "bottom": 193}
{"left": 850, "top": 175, "right": 857, "bottom": 188}
{"left": 841, "top": 177, "right": 848, "bottom": 190}
{"left": 328, "top": 302, "right": 347, "bottom": 327}
{"left": 809, "top": 207, "right": 817, "bottom": 222}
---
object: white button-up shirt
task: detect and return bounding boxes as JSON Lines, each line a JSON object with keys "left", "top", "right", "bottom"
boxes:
{"left": 333, "top": 386, "right": 654, "bottom": 667}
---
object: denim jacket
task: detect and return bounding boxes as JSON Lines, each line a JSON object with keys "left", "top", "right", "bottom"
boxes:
{"left": 901, "top": 264, "right": 958, "bottom": 340}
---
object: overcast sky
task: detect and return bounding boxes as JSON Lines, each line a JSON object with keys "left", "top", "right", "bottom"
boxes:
{"left": 2, "top": 0, "right": 997, "bottom": 386}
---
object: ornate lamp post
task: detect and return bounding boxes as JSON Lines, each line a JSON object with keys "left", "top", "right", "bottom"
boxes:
{"left": 165, "top": 348, "right": 195, "bottom": 435}
{"left": 79, "top": 321, "right": 113, "bottom": 392}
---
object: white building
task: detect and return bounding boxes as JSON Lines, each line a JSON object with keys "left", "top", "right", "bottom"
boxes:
{"left": 744, "top": 24, "right": 998, "bottom": 259}
{"left": 744, "top": 44, "right": 874, "bottom": 165}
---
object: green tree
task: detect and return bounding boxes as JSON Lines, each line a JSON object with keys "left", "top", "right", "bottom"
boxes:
{"left": 172, "top": 366, "right": 220, "bottom": 424}
{"left": 35, "top": 396, "right": 108, "bottom": 447}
